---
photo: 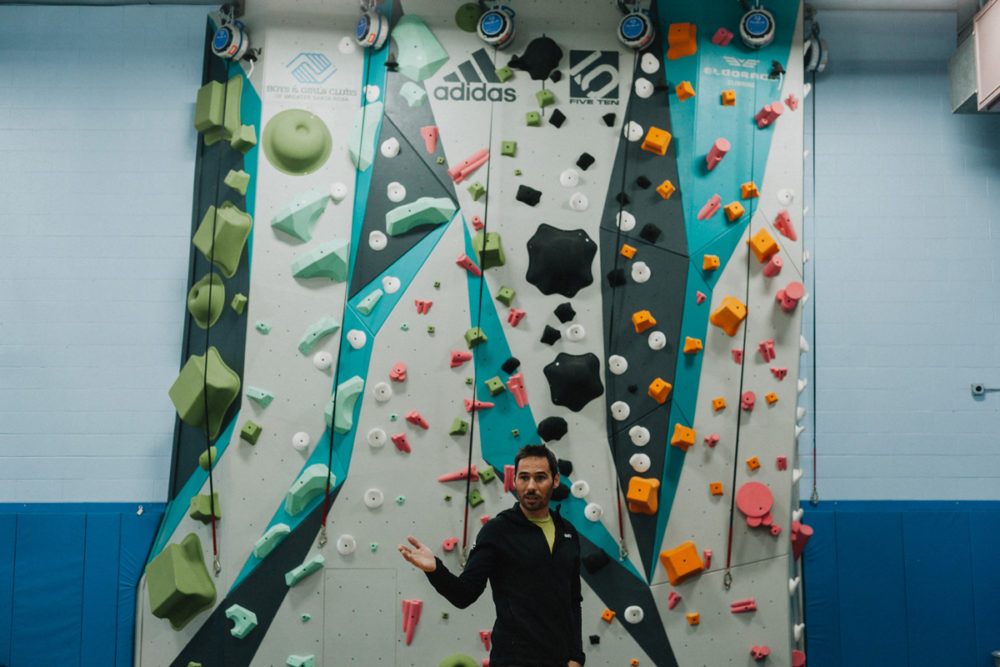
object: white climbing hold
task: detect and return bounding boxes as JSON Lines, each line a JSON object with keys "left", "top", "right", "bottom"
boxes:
{"left": 569, "top": 192, "right": 589, "bottom": 211}
{"left": 560, "top": 168, "right": 580, "bottom": 187}
{"left": 584, "top": 502, "right": 603, "bottom": 521}
{"left": 624, "top": 605, "right": 645, "bottom": 624}
{"left": 777, "top": 188, "right": 795, "bottom": 205}
{"left": 570, "top": 480, "right": 590, "bottom": 498}
{"left": 347, "top": 329, "right": 367, "bottom": 349}
{"left": 629, "top": 453, "right": 651, "bottom": 472}
{"left": 330, "top": 182, "right": 349, "bottom": 203}
{"left": 381, "top": 275, "right": 401, "bottom": 293}
{"left": 789, "top": 576, "right": 800, "bottom": 595}
{"left": 608, "top": 354, "right": 628, "bottom": 375}
{"left": 625, "top": 121, "right": 643, "bottom": 141}
{"left": 792, "top": 507, "right": 804, "bottom": 522}
{"left": 610, "top": 401, "right": 630, "bottom": 421}
{"left": 380, "top": 137, "right": 400, "bottom": 158}
{"left": 640, "top": 52, "right": 659, "bottom": 74}
{"left": 631, "top": 261, "right": 651, "bottom": 283}
{"left": 339, "top": 36, "right": 356, "bottom": 54}
{"left": 616, "top": 210, "right": 636, "bottom": 232}
{"left": 312, "top": 351, "right": 333, "bottom": 370}
{"left": 386, "top": 181, "right": 406, "bottom": 202}
{"left": 363, "top": 488, "right": 384, "bottom": 509}
{"left": 565, "top": 324, "right": 585, "bottom": 341}
{"left": 647, "top": 331, "right": 666, "bottom": 350}
{"left": 629, "top": 425, "right": 650, "bottom": 446}
{"left": 292, "top": 431, "right": 311, "bottom": 451}
{"left": 369, "top": 230, "right": 388, "bottom": 251}
{"left": 367, "top": 427, "right": 387, "bottom": 448}
{"left": 365, "top": 85, "right": 380, "bottom": 102}
{"left": 634, "top": 77, "right": 653, "bottom": 98}
{"left": 372, "top": 382, "right": 392, "bottom": 402}
{"left": 336, "top": 534, "right": 357, "bottom": 555}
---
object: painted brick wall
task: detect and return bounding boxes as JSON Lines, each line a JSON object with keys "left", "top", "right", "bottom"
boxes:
{"left": 0, "top": 5, "right": 209, "bottom": 502}
{"left": 801, "top": 10, "right": 1000, "bottom": 500}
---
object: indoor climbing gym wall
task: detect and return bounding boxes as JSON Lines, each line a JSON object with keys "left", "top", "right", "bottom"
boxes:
{"left": 138, "top": 0, "right": 810, "bottom": 665}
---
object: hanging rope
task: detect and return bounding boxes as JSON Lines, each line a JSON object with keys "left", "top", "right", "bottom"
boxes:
{"left": 809, "top": 67, "right": 819, "bottom": 506}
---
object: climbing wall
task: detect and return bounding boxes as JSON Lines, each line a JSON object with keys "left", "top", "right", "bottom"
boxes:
{"left": 138, "top": 1, "right": 811, "bottom": 665}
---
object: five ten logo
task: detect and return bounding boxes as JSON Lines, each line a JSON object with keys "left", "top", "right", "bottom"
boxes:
{"left": 569, "top": 50, "right": 619, "bottom": 103}
{"left": 435, "top": 48, "right": 516, "bottom": 102}
{"left": 286, "top": 52, "right": 337, "bottom": 84}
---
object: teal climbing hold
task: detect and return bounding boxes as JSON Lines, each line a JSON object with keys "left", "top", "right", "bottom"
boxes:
{"left": 324, "top": 375, "right": 365, "bottom": 433}
{"left": 271, "top": 189, "right": 331, "bottom": 242}
{"left": 291, "top": 239, "right": 350, "bottom": 281}
{"left": 385, "top": 196, "right": 457, "bottom": 236}
{"left": 284, "top": 463, "right": 333, "bottom": 516}
{"left": 285, "top": 554, "right": 324, "bottom": 587}
{"left": 225, "top": 604, "right": 258, "bottom": 638}
{"left": 356, "top": 288, "right": 383, "bottom": 315}
{"left": 400, "top": 81, "right": 427, "bottom": 107}
{"left": 392, "top": 15, "right": 450, "bottom": 82}
{"left": 146, "top": 533, "right": 217, "bottom": 631}
{"left": 253, "top": 523, "right": 291, "bottom": 558}
{"left": 192, "top": 201, "right": 253, "bottom": 279}
{"left": 348, "top": 101, "right": 383, "bottom": 171}
{"left": 298, "top": 315, "right": 340, "bottom": 355}
{"left": 287, "top": 656, "right": 316, "bottom": 667}
{"left": 168, "top": 347, "right": 240, "bottom": 440}
{"left": 245, "top": 386, "right": 274, "bottom": 408}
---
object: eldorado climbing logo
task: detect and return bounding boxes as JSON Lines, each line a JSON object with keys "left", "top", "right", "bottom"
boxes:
{"left": 434, "top": 48, "right": 516, "bottom": 102}
{"left": 569, "top": 50, "right": 619, "bottom": 102}
{"left": 286, "top": 52, "right": 337, "bottom": 84}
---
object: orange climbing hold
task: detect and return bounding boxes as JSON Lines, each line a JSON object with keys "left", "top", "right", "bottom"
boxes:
{"left": 683, "top": 337, "right": 702, "bottom": 354}
{"left": 627, "top": 476, "right": 660, "bottom": 514}
{"left": 712, "top": 397, "right": 726, "bottom": 411}
{"left": 710, "top": 482, "right": 724, "bottom": 496}
{"left": 724, "top": 201, "right": 745, "bottom": 221}
{"left": 686, "top": 612, "right": 701, "bottom": 626}
{"left": 632, "top": 310, "right": 656, "bottom": 333}
{"left": 703, "top": 254, "right": 720, "bottom": 271}
{"left": 659, "top": 541, "right": 705, "bottom": 585}
{"left": 710, "top": 296, "right": 747, "bottom": 336}
{"left": 749, "top": 227, "right": 779, "bottom": 263}
{"left": 656, "top": 180, "right": 676, "bottom": 199}
{"left": 741, "top": 182, "right": 760, "bottom": 199}
{"left": 601, "top": 608, "right": 616, "bottom": 623}
{"left": 721, "top": 89, "right": 736, "bottom": 106}
{"left": 667, "top": 22, "right": 697, "bottom": 60}
{"left": 747, "top": 456, "right": 761, "bottom": 471}
{"left": 670, "top": 423, "right": 696, "bottom": 452}
{"left": 641, "top": 127, "right": 672, "bottom": 155}
{"left": 648, "top": 378, "right": 673, "bottom": 404}
{"left": 620, "top": 243, "right": 637, "bottom": 259}
{"left": 676, "top": 81, "right": 695, "bottom": 101}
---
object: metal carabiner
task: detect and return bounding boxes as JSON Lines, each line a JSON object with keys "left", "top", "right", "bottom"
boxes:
{"left": 723, "top": 569, "right": 733, "bottom": 590}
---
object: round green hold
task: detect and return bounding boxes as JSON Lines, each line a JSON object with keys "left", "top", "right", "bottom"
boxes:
{"left": 454, "top": 3, "right": 483, "bottom": 32}
{"left": 439, "top": 654, "right": 478, "bottom": 667}
{"left": 187, "top": 272, "right": 225, "bottom": 329}
{"left": 262, "top": 109, "right": 332, "bottom": 175}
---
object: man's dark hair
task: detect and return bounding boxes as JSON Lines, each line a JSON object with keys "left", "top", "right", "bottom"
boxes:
{"left": 514, "top": 444, "right": 558, "bottom": 477}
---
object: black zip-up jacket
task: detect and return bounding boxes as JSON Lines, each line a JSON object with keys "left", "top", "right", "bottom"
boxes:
{"left": 425, "top": 502, "right": 585, "bottom": 666}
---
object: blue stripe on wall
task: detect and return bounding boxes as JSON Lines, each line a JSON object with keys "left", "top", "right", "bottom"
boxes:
{"left": 0, "top": 514, "right": 15, "bottom": 666}
{"left": 82, "top": 513, "right": 121, "bottom": 667}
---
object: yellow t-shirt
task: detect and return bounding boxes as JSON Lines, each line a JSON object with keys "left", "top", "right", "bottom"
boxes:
{"left": 527, "top": 514, "right": 555, "bottom": 553}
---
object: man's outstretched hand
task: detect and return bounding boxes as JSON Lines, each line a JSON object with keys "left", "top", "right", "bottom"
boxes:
{"left": 398, "top": 536, "right": 437, "bottom": 572}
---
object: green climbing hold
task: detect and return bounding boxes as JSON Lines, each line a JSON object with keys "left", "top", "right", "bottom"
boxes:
{"left": 287, "top": 656, "right": 315, "bottom": 667}
{"left": 468, "top": 489, "right": 484, "bottom": 507}
{"left": 439, "top": 654, "right": 478, "bottom": 667}
{"left": 500, "top": 140, "right": 517, "bottom": 157}
{"left": 253, "top": 523, "right": 291, "bottom": 559}
{"left": 526, "top": 111, "right": 541, "bottom": 127}
{"left": 291, "top": 239, "right": 351, "bottom": 281}
{"left": 449, "top": 418, "right": 469, "bottom": 435}
{"left": 284, "top": 464, "right": 333, "bottom": 516}
{"left": 298, "top": 315, "right": 340, "bottom": 354}
{"left": 495, "top": 286, "right": 516, "bottom": 306}
{"left": 230, "top": 124, "right": 257, "bottom": 153}
{"left": 187, "top": 272, "right": 225, "bottom": 329}
{"left": 454, "top": 3, "right": 482, "bottom": 31}
{"left": 536, "top": 89, "right": 555, "bottom": 107}
{"left": 271, "top": 189, "right": 331, "bottom": 242}
{"left": 357, "top": 288, "right": 383, "bottom": 315}
{"left": 230, "top": 292, "right": 248, "bottom": 315}
{"left": 399, "top": 81, "right": 427, "bottom": 107}
{"left": 240, "top": 420, "right": 261, "bottom": 444}
{"left": 472, "top": 231, "right": 505, "bottom": 269}
{"left": 225, "top": 603, "right": 258, "bottom": 638}
{"left": 392, "top": 15, "right": 450, "bottom": 82}
{"left": 479, "top": 466, "right": 496, "bottom": 483}
{"left": 464, "top": 327, "right": 487, "bottom": 349}
{"left": 146, "top": 533, "right": 217, "bottom": 630}
{"left": 198, "top": 446, "right": 217, "bottom": 471}
{"left": 224, "top": 169, "right": 250, "bottom": 195}
{"left": 495, "top": 66, "right": 513, "bottom": 82}
{"left": 467, "top": 182, "right": 486, "bottom": 201}
{"left": 255, "top": 321, "right": 271, "bottom": 334}
{"left": 324, "top": 375, "right": 365, "bottom": 433}
{"left": 168, "top": 347, "right": 240, "bottom": 440}
{"left": 385, "top": 196, "right": 457, "bottom": 236}
{"left": 262, "top": 108, "right": 332, "bottom": 175}
{"left": 193, "top": 80, "right": 224, "bottom": 134}
{"left": 192, "top": 202, "right": 253, "bottom": 279}
{"left": 188, "top": 492, "right": 221, "bottom": 524}
{"left": 485, "top": 376, "right": 506, "bottom": 396}
{"left": 285, "top": 554, "right": 324, "bottom": 586}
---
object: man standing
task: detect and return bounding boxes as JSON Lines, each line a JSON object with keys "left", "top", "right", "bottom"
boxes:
{"left": 398, "top": 444, "right": 585, "bottom": 667}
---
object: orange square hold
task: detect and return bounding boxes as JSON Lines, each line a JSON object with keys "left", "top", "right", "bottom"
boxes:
{"left": 620, "top": 243, "right": 636, "bottom": 259}
{"left": 765, "top": 392, "right": 778, "bottom": 405}
{"left": 710, "top": 482, "right": 724, "bottom": 496}
{"left": 667, "top": 23, "right": 697, "bottom": 60}
{"left": 683, "top": 337, "right": 702, "bottom": 354}
{"left": 660, "top": 541, "right": 705, "bottom": 585}
{"left": 641, "top": 127, "right": 672, "bottom": 155}
{"left": 703, "top": 254, "right": 720, "bottom": 271}
{"left": 721, "top": 89, "right": 736, "bottom": 106}
{"left": 648, "top": 378, "right": 673, "bottom": 404}
{"left": 676, "top": 81, "right": 695, "bottom": 101}
{"left": 601, "top": 608, "right": 616, "bottom": 623}
{"left": 710, "top": 295, "right": 747, "bottom": 336}
{"left": 686, "top": 612, "right": 700, "bottom": 626}
{"left": 671, "top": 423, "right": 696, "bottom": 451}
{"left": 724, "top": 201, "right": 745, "bottom": 221}
{"left": 712, "top": 397, "right": 726, "bottom": 411}
{"left": 632, "top": 310, "right": 656, "bottom": 333}
{"left": 746, "top": 456, "right": 761, "bottom": 471}
{"left": 749, "top": 227, "right": 779, "bottom": 263}
{"left": 627, "top": 476, "right": 660, "bottom": 514}
{"left": 656, "top": 179, "right": 676, "bottom": 199}
{"left": 741, "top": 182, "right": 759, "bottom": 199}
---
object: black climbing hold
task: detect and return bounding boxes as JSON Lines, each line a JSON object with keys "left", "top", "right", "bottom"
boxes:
{"left": 576, "top": 152, "right": 595, "bottom": 171}
{"left": 627, "top": 384, "right": 638, "bottom": 394}
{"left": 552, "top": 484, "right": 570, "bottom": 501}
{"left": 525, "top": 223, "right": 597, "bottom": 298}
{"left": 385, "top": 54, "right": 398, "bottom": 72}
{"left": 589, "top": 635, "right": 601, "bottom": 645}
{"left": 516, "top": 184, "right": 542, "bottom": 207}
{"left": 636, "top": 175, "right": 651, "bottom": 189}
{"left": 606, "top": 268, "right": 626, "bottom": 287}
{"left": 541, "top": 325, "right": 562, "bottom": 345}
{"left": 550, "top": 70, "right": 562, "bottom": 83}
{"left": 549, "top": 108, "right": 566, "bottom": 128}
{"left": 508, "top": 36, "right": 563, "bottom": 80}
{"left": 582, "top": 549, "right": 611, "bottom": 573}
{"left": 554, "top": 302, "right": 576, "bottom": 323}
{"left": 537, "top": 416, "right": 568, "bottom": 441}
{"left": 543, "top": 352, "right": 604, "bottom": 412}
{"left": 615, "top": 191, "right": 630, "bottom": 205}
{"left": 602, "top": 113, "right": 616, "bottom": 127}
{"left": 639, "top": 223, "right": 661, "bottom": 244}
{"left": 501, "top": 357, "right": 521, "bottom": 374}
{"left": 557, "top": 459, "right": 573, "bottom": 477}
{"left": 770, "top": 60, "right": 786, "bottom": 79}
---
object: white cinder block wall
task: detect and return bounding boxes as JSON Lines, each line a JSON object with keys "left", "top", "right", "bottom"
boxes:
{"left": 2, "top": 5, "right": 1000, "bottom": 503}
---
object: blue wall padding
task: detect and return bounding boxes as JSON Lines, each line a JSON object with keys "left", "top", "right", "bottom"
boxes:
{"left": 0, "top": 504, "right": 164, "bottom": 667}
{"left": 804, "top": 502, "right": 1000, "bottom": 667}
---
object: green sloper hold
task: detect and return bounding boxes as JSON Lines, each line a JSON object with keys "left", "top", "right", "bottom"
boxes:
{"left": 168, "top": 347, "right": 240, "bottom": 440}
{"left": 400, "top": 81, "right": 427, "bottom": 107}
{"left": 291, "top": 239, "right": 350, "bottom": 281}
{"left": 348, "top": 101, "right": 383, "bottom": 171}
{"left": 146, "top": 533, "right": 217, "bottom": 631}
{"left": 356, "top": 288, "right": 383, "bottom": 315}
{"left": 285, "top": 554, "right": 324, "bottom": 587}
{"left": 224, "top": 169, "right": 250, "bottom": 195}
{"left": 225, "top": 604, "right": 258, "bottom": 638}
{"left": 189, "top": 492, "right": 221, "bottom": 524}
{"left": 253, "top": 523, "right": 291, "bottom": 558}
{"left": 287, "top": 656, "right": 316, "bottom": 667}
{"left": 193, "top": 80, "right": 224, "bottom": 133}
{"left": 298, "top": 315, "right": 340, "bottom": 354}
{"left": 385, "top": 196, "right": 457, "bottom": 237}
{"left": 323, "top": 375, "right": 365, "bottom": 433}
{"left": 187, "top": 272, "right": 225, "bottom": 329}
{"left": 439, "top": 654, "right": 478, "bottom": 667}
{"left": 472, "top": 231, "right": 505, "bottom": 269}
{"left": 285, "top": 463, "right": 333, "bottom": 516}
{"left": 392, "top": 15, "right": 450, "bottom": 82}
{"left": 192, "top": 201, "right": 253, "bottom": 279}
{"left": 263, "top": 109, "right": 332, "bottom": 175}
{"left": 271, "top": 189, "right": 331, "bottom": 242}
{"left": 198, "top": 446, "right": 216, "bottom": 471}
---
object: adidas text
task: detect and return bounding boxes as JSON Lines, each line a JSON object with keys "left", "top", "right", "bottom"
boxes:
{"left": 433, "top": 83, "right": 516, "bottom": 102}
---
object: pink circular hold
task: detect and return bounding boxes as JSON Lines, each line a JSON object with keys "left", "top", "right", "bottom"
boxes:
{"left": 714, "top": 138, "right": 731, "bottom": 153}
{"left": 784, "top": 281, "right": 805, "bottom": 300}
{"left": 735, "top": 481, "right": 773, "bottom": 518}
{"left": 792, "top": 649, "right": 806, "bottom": 667}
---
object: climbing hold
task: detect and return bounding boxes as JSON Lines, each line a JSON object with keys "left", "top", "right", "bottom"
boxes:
{"left": 675, "top": 81, "right": 695, "bottom": 101}
{"left": 543, "top": 352, "right": 604, "bottom": 412}
{"left": 187, "top": 272, "right": 225, "bottom": 329}
{"left": 516, "top": 184, "right": 542, "bottom": 206}
{"left": 364, "top": 488, "right": 384, "bottom": 508}
{"left": 385, "top": 197, "right": 457, "bottom": 236}
{"left": 640, "top": 127, "right": 671, "bottom": 155}
{"left": 245, "top": 386, "right": 274, "bottom": 408}
{"left": 585, "top": 503, "right": 604, "bottom": 522}
{"left": 496, "top": 286, "right": 516, "bottom": 306}
{"left": 346, "top": 329, "right": 367, "bottom": 349}
{"left": 464, "top": 327, "right": 488, "bottom": 348}
{"left": 298, "top": 316, "right": 340, "bottom": 355}
{"left": 146, "top": 533, "right": 217, "bottom": 630}
{"left": 541, "top": 325, "right": 562, "bottom": 345}
{"left": 623, "top": 605, "right": 645, "bottom": 624}
{"left": 188, "top": 492, "right": 221, "bottom": 524}
{"left": 537, "top": 416, "right": 568, "bottom": 441}
{"left": 629, "top": 425, "right": 650, "bottom": 446}
{"left": 348, "top": 102, "right": 382, "bottom": 171}
{"left": 285, "top": 554, "right": 325, "bottom": 587}
{"left": 291, "top": 239, "right": 351, "bottom": 281}
{"left": 291, "top": 431, "right": 310, "bottom": 451}
{"left": 710, "top": 296, "right": 747, "bottom": 336}
{"left": 230, "top": 292, "right": 247, "bottom": 315}
{"left": 627, "top": 477, "right": 659, "bottom": 514}
{"left": 667, "top": 22, "right": 697, "bottom": 60}
{"left": 336, "top": 534, "right": 357, "bottom": 555}
{"left": 472, "top": 231, "right": 506, "bottom": 269}
{"left": 192, "top": 202, "right": 253, "bottom": 279}
{"left": 240, "top": 420, "right": 262, "bottom": 444}
{"left": 526, "top": 224, "right": 597, "bottom": 297}
{"left": 508, "top": 36, "right": 563, "bottom": 79}
{"left": 447, "top": 148, "right": 490, "bottom": 183}
{"left": 262, "top": 109, "right": 332, "bottom": 175}
{"left": 324, "top": 376, "right": 365, "bottom": 433}
{"left": 755, "top": 100, "right": 785, "bottom": 128}
{"left": 367, "top": 427, "right": 387, "bottom": 448}
{"left": 391, "top": 433, "right": 411, "bottom": 453}
{"left": 284, "top": 464, "right": 332, "bottom": 516}
{"left": 659, "top": 541, "right": 705, "bottom": 585}
{"left": 380, "top": 136, "right": 400, "bottom": 158}
{"left": 253, "top": 523, "right": 291, "bottom": 558}
{"left": 270, "top": 189, "right": 330, "bottom": 242}
{"left": 629, "top": 453, "right": 651, "bottom": 472}
{"left": 357, "top": 288, "right": 383, "bottom": 315}
{"left": 225, "top": 604, "right": 258, "bottom": 639}
{"left": 507, "top": 308, "right": 526, "bottom": 326}
{"left": 168, "top": 347, "right": 240, "bottom": 439}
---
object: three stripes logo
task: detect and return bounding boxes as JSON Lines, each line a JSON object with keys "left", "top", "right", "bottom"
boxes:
{"left": 434, "top": 48, "right": 516, "bottom": 102}
{"left": 569, "top": 50, "right": 619, "bottom": 101}
{"left": 286, "top": 52, "right": 337, "bottom": 84}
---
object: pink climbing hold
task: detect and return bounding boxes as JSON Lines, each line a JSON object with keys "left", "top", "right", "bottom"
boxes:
{"left": 703, "top": 548, "right": 712, "bottom": 568}
{"left": 508, "top": 309, "right": 526, "bottom": 327}
{"left": 732, "top": 349, "right": 743, "bottom": 364}
{"left": 730, "top": 598, "right": 757, "bottom": 613}
{"left": 712, "top": 27, "right": 734, "bottom": 46}
{"left": 792, "top": 521, "right": 814, "bottom": 560}
{"left": 706, "top": 138, "right": 730, "bottom": 171}
{"left": 479, "top": 630, "right": 492, "bottom": 652}
{"left": 758, "top": 339, "right": 776, "bottom": 362}
{"left": 406, "top": 410, "right": 430, "bottom": 429}
{"left": 503, "top": 464, "right": 516, "bottom": 492}
{"left": 668, "top": 591, "right": 682, "bottom": 609}
{"left": 415, "top": 299, "right": 433, "bottom": 314}
{"left": 402, "top": 599, "right": 422, "bottom": 645}
{"left": 447, "top": 147, "right": 489, "bottom": 183}
{"left": 736, "top": 481, "right": 773, "bottom": 525}
{"left": 420, "top": 126, "right": 438, "bottom": 153}
{"left": 770, "top": 367, "right": 787, "bottom": 380}
{"left": 507, "top": 373, "right": 529, "bottom": 408}
{"left": 777, "top": 281, "right": 805, "bottom": 312}
{"left": 390, "top": 362, "right": 407, "bottom": 382}
{"left": 438, "top": 465, "right": 479, "bottom": 483}
{"left": 698, "top": 194, "right": 722, "bottom": 220}
{"left": 751, "top": 645, "right": 771, "bottom": 661}
{"left": 763, "top": 255, "right": 783, "bottom": 277}
{"left": 464, "top": 398, "right": 494, "bottom": 413}
{"left": 785, "top": 93, "right": 799, "bottom": 110}
{"left": 480, "top": 515, "right": 490, "bottom": 525}
{"left": 695, "top": 291, "right": 707, "bottom": 305}
{"left": 391, "top": 432, "right": 411, "bottom": 453}
{"left": 773, "top": 209, "right": 797, "bottom": 240}
{"left": 776, "top": 456, "right": 788, "bottom": 470}
{"left": 704, "top": 433, "right": 720, "bottom": 447}
{"left": 450, "top": 350, "right": 473, "bottom": 367}
{"left": 792, "top": 650, "right": 807, "bottom": 667}
{"left": 472, "top": 215, "right": 484, "bottom": 230}
{"left": 755, "top": 101, "right": 785, "bottom": 128}
{"left": 456, "top": 253, "right": 482, "bottom": 276}
{"left": 741, "top": 391, "right": 756, "bottom": 411}
{"left": 442, "top": 537, "right": 458, "bottom": 552}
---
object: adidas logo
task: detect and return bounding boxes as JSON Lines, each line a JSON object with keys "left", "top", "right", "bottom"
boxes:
{"left": 434, "top": 48, "right": 516, "bottom": 102}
